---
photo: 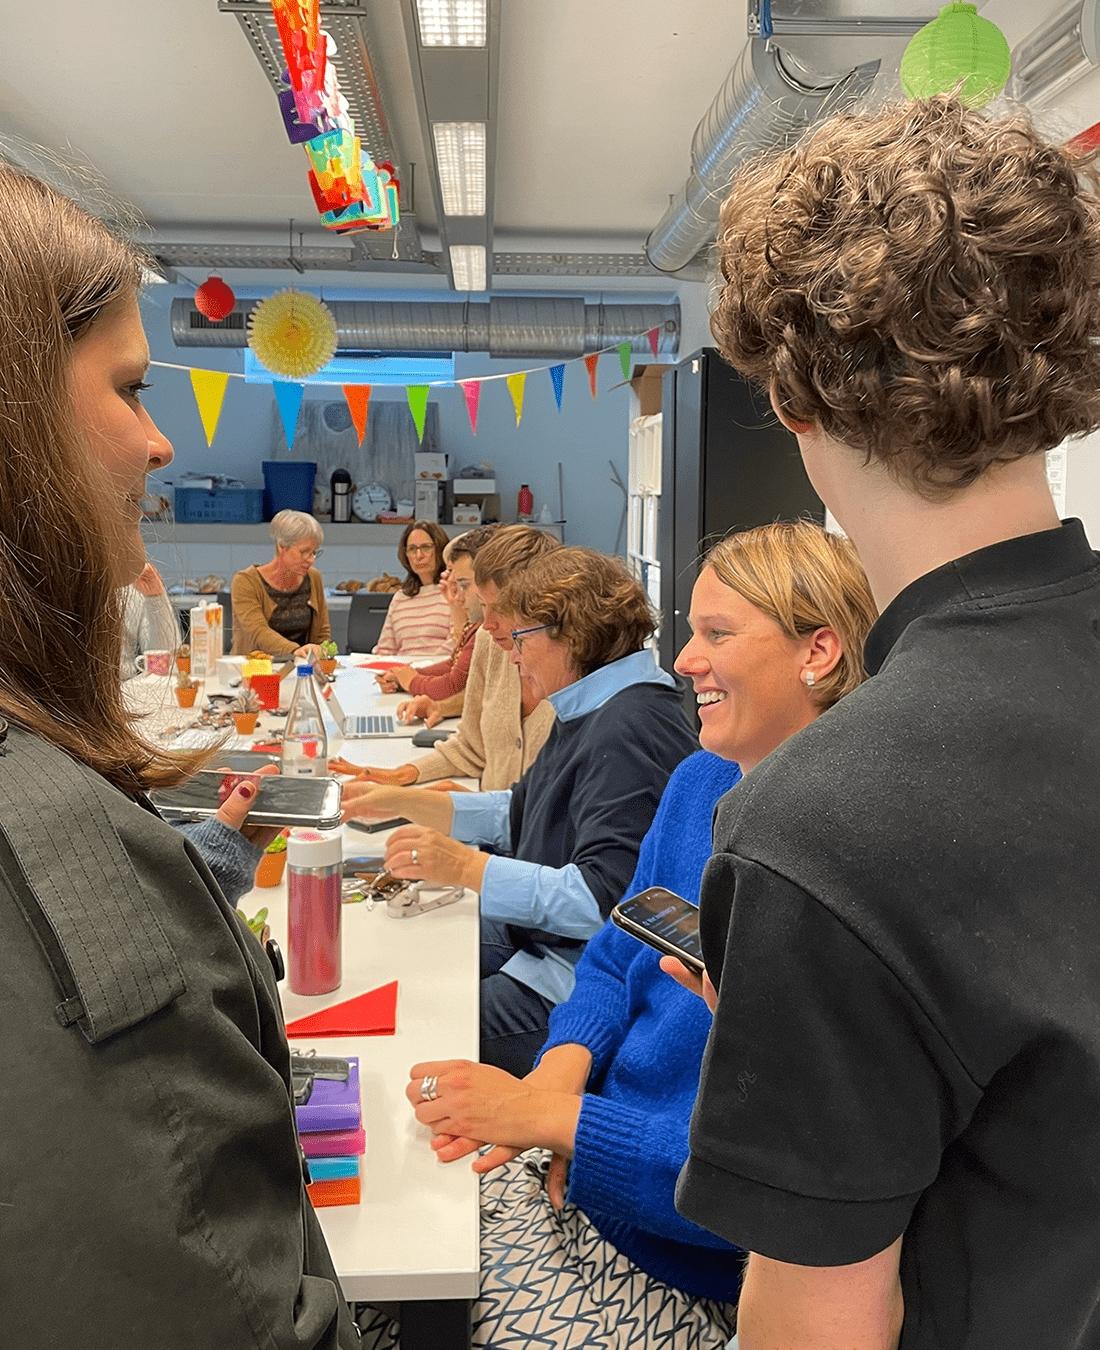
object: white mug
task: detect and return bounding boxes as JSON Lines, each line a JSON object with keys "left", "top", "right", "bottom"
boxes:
{"left": 136, "top": 649, "right": 172, "bottom": 676}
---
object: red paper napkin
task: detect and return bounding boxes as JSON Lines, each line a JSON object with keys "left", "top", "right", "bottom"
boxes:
{"left": 355, "top": 659, "right": 403, "bottom": 671}
{"left": 285, "top": 980, "right": 398, "bottom": 1037}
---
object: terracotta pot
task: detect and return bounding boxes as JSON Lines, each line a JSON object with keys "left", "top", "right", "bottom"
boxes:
{"left": 255, "top": 851, "right": 288, "bottom": 888}
{"left": 175, "top": 686, "right": 199, "bottom": 708}
{"left": 318, "top": 657, "right": 338, "bottom": 677}
{"left": 232, "top": 711, "right": 259, "bottom": 735}
{"left": 175, "top": 654, "right": 191, "bottom": 675}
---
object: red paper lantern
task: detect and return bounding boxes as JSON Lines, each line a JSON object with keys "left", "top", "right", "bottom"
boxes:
{"left": 194, "top": 274, "right": 237, "bottom": 323}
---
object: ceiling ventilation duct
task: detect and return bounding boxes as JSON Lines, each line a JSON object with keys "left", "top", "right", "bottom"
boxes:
{"left": 645, "top": 39, "right": 878, "bottom": 275}
{"left": 170, "top": 296, "right": 679, "bottom": 359}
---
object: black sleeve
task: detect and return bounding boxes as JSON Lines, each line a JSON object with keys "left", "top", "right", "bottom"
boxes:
{"left": 677, "top": 853, "right": 983, "bottom": 1265}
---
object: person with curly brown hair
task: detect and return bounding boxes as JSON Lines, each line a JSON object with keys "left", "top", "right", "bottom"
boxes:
{"left": 671, "top": 98, "right": 1100, "bottom": 1350}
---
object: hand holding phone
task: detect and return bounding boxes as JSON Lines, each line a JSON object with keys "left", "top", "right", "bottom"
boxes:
{"left": 611, "top": 886, "right": 705, "bottom": 976}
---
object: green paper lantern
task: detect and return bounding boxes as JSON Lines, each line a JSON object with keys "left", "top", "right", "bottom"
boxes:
{"left": 900, "top": 3, "right": 1011, "bottom": 108}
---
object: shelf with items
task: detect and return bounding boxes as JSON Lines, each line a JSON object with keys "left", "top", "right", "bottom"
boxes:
{"left": 140, "top": 521, "right": 470, "bottom": 545}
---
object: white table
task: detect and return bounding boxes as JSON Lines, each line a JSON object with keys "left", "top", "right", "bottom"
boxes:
{"left": 130, "top": 659, "right": 480, "bottom": 1347}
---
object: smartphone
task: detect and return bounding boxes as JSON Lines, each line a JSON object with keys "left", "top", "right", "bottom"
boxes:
{"left": 345, "top": 817, "right": 410, "bottom": 834}
{"left": 611, "top": 886, "right": 705, "bottom": 976}
{"left": 152, "top": 770, "right": 342, "bottom": 830}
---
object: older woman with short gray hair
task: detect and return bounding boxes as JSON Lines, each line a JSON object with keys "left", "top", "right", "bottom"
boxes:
{"left": 231, "top": 509, "right": 333, "bottom": 658}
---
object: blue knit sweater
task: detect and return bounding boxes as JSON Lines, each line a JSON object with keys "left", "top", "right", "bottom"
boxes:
{"left": 538, "top": 749, "right": 745, "bottom": 1304}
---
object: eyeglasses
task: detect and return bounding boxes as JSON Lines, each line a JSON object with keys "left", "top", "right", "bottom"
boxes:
{"left": 406, "top": 543, "right": 436, "bottom": 555}
{"left": 510, "top": 624, "right": 552, "bottom": 652}
{"left": 289, "top": 546, "right": 323, "bottom": 561}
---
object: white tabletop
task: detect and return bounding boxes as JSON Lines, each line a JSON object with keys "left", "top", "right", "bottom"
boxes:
{"left": 129, "top": 658, "right": 480, "bottom": 1304}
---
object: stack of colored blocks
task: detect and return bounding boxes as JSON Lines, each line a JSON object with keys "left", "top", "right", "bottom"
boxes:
{"left": 297, "top": 1055, "right": 364, "bottom": 1207}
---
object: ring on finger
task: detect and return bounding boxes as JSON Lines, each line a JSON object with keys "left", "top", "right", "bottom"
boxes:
{"left": 411, "top": 847, "right": 419, "bottom": 865}
{"left": 419, "top": 1074, "right": 439, "bottom": 1102}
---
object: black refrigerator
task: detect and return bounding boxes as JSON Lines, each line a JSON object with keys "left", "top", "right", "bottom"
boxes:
{"left": 656, "top": 348, "right": 824, "bottom": 674}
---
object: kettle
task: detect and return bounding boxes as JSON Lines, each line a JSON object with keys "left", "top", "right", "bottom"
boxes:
{"left": 331, "top": 468, "right": 353, "bottom": 524}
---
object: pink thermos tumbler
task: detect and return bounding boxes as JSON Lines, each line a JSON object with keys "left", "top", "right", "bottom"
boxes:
{"left": 287, "top": 829, "right": 342, "bottom": 996}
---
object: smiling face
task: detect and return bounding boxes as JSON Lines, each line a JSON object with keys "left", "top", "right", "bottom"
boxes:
{"left": 405, "top": 529, "right": 439, "bottom": 586}
{"left": 675, "top": 565, "right": 821, "bottom": 772}
{"left": 67, "top": 293, "right": 173, "bottom": 585}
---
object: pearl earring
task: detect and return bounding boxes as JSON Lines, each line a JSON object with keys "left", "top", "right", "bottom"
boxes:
{"left": 803, "top": 671, "right": 816, "bottom": 688}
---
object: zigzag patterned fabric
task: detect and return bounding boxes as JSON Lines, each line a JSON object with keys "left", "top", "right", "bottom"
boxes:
{"left": 357, "top": 1152, "right": 737, "bottom": 1348}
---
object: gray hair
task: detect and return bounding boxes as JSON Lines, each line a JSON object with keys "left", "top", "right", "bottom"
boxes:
{"left": 270, "top": 509, "right": 324, "bottom": 551}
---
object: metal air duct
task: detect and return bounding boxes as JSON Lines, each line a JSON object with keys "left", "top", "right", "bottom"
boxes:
{"left": 645, "top": 39, "right": 878, "bottom": 274}
{"left": 170, "top": 296, "right": 679, "bottom": 359}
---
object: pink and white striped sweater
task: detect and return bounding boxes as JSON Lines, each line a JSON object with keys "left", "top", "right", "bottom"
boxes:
{"left": 372, "top": 584, "right": 453, "bottom": 656}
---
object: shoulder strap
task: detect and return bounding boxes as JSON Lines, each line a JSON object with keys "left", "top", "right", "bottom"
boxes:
{"left": 0, "top": 726, "right": 185, "bottom": 1043}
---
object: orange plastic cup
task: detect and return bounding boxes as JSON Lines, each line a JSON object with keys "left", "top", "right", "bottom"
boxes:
{"left": 250, "top": 673, "right": 282, "bottom": 711}
{"left": 232, "top": 711, "right": 259, "bottom": 735}
{"left": 175, "top": 685, "right": 199, "bottom": 708}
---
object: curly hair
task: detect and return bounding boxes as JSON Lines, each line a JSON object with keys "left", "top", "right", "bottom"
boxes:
{"left": 497, "top": 546, "right": 656, "bottom": 677}
{"left": 710, "top": 97, "right": 1100, "bottom": 495}
{"left": 473, "top": 524, "right": 560, "bottom": 589}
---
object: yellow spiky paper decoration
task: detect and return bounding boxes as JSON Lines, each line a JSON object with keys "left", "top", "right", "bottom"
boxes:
{"left": 247, "top": 289, "right": 337, "bottom": 379}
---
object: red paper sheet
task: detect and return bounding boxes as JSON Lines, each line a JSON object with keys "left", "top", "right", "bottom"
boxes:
{"left": 285, "top": 980, "right": 398, "bottom": 1037}
{"left": 355, "top": 659, "right": 403, "bottom": 671}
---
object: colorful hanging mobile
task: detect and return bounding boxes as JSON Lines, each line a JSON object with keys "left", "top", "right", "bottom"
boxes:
{"left": 193, "top": 274, "right": 237, "bottom": 323}
{"left": 247, "top": 290, "right": 337, "bottom": 379}
{"left": 900, "top": 3, "right": 1011, "bottom": 108}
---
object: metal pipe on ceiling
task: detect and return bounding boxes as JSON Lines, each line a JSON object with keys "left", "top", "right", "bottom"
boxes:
{"left": 170, "top": 296, "right": 680, "bottom": 359}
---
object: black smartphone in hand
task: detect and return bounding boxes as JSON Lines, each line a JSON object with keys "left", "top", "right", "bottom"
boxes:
{"left": 611, "top": 886, "right": 705, "bottom": 976}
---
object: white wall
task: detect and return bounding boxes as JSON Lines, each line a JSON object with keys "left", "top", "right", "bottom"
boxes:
{"left": 1066, "top": 435, "right": 1100, "bottom": 545}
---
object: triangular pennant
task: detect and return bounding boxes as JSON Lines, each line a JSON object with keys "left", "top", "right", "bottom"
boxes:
{"left": 549, "top": 363, "right": 566, "bottom": 410}
{"left": 272, "top": 381, "right": 305, "bottom": 450}
{"left": 462, "top": 380, "right": 482, "bottom": 434}
{"left": 189, "top": 369, "right": 229, "bottom": 447}
{"left": 506, "top": 371, "right": 527, "bottom": 426}
{"left": 584, "top": 352, "right": 600, "bottom": 398}
{"left": 618, "top": 341, "right": 632, "bottom": 380}
{"left": 406, "top": 384, "right": 429, "bottom": 442}
{"left": 285, "top": 980, "right": 398, "bottom": 1037}
{"left": 342, "top": 384, "right": 371, "bottom": 445}
{"left": 647, "top": 326, "right": 660, "bottom": 358}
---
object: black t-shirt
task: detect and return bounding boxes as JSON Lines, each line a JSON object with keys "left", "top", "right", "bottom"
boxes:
{"left": 677, "top": 520, "right": 1100, "bottom": 1349}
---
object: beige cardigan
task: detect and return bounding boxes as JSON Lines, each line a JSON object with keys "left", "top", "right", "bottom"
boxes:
{"left": 231, "top": 565, "right": 333, "bottom": 656}
{"left": 412, "top": 626, "right": 555, "bottom": 790}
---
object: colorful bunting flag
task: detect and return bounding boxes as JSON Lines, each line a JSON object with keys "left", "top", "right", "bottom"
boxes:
{"left": 584, "top": 352, "right": 600, "bottom": 399}
{"left": 549, "top": 363, "right": 566, "bottom": 411}
{"left": 189, "top": 369, "right": 229, "bottom": 447}
{"left": 506, "top": 372, "right": 527, "bottom": 426}
{"left": 462, "top": 380, "right": 482, "bottom": 434}
{"left": 618, "top": 342, "right": 632, "bottom": 380}
{"left": 406, "top": 384, "right": 429, "bottom": 442}
{"left": 342, "top": 384, "right": 371, "bottom": 444}
{"left": 273, "top": 381, "right": 305, "bottom": 450}
{"left": 647, "top": 326, "right": 660, "bottom": 358}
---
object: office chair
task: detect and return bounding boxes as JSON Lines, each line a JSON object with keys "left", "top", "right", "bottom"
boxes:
{"left": 346, "top": 591, "right": 394, "bottom": 654}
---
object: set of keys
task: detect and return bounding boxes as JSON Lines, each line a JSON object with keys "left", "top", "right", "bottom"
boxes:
{"left": 290, "top": 1050, "right": 350, "bottom": 1106}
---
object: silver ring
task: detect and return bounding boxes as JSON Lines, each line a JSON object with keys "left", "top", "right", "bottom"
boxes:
{"left": 411, "top": 847, "right": 419, "bottom": 865}
{"left": 419, "top": 1074, "right": 438, "bottom": 1102}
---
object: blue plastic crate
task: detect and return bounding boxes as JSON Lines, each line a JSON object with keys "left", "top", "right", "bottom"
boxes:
{"left": 174, "top": 487, "right": 264, "bottom": 524}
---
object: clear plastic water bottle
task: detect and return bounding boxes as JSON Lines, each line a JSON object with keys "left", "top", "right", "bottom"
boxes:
{"left": 281, "top": 664, "right": 329, "bottom": 776}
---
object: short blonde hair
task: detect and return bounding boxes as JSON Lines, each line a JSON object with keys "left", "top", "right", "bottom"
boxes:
{"left": 473, "top": 525, "right": 560, "bottom": 589}
{"left": 270, "top": 509, "right": 323, "bottom": 550}
{"left": 704, "top": 520, "right": 876, "bottom": 708}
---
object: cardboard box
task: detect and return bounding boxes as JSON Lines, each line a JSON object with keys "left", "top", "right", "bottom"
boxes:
{"left": 452, "top": 478, "right": 496, "bottom": 493}
{"left": 630, "top": 364, "right": 673, "bottom": 417}
{"left": 453, "top": 503, "right": 483, "bottom": 525}
{"left": 414, "top": 452, "right": 448, "bottom": 480}
{"left": 414, "top": 480, "right": 440, "bottom": 522}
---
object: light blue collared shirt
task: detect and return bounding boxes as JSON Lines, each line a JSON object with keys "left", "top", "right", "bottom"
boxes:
{"left": 450, "top": 647, "right": 678, "bottom": 1004}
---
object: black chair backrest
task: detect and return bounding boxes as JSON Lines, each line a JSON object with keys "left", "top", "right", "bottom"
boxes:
{"left": 216, "top": 591, "right": 233, "bottom": 653}
{"left": 346, "top": 591, "right": 394, "bottom": 654}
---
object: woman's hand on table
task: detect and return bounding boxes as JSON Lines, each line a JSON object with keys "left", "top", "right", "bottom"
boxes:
{"left": 407, "top": 1059, "right": 582, "bottom": 1162}
{"left": 293, "top": 643, "right": 322, "bottom": 664}
{"left": 659, "top": 956, "right": 719, "bottom": 1013}
{"left": 212, "top": 763, "right": 282, "bottom": 848}
{"left": 384, "top": 825, "right": 487, "bottom": 892}
{"left": 376, "top": 664, "right": 417, "bottom": 693}
{"left": 340, "top": 781, "right": 408, "bottom": 821}
{"left": 329, "top": 757, "right": 418, "bottom": 786}
{"left": 397, "top": 694, "right": 443, "bottom": 726}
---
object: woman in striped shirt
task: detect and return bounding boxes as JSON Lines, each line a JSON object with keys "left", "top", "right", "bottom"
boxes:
{"left": 373, "top": 519, "right": 453, "bottom": 656}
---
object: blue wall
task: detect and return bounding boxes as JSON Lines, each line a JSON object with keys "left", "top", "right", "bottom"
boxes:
{"left": 140, "top": 285, "right": 633, "bottom": 555}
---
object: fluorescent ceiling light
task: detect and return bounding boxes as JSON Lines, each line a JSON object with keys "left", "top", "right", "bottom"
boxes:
{"left": 1011, "top": 0, "right": 1100, "bottom": 107}
{"left": 141, "top": 266, "right": 169, "bottom": 285}
{"left": 415, "top": 0, "right": 487, "bottom": 47}
{"left": 449, "top": 244, "right": 486, "bottom": 292}
{"left": 432, "top": 122, "right": 486, "bottom": 215}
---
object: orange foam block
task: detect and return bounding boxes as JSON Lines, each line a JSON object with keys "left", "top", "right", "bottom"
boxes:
{"left": 308, "top": 1173, "right": 362, "bottom": 1207}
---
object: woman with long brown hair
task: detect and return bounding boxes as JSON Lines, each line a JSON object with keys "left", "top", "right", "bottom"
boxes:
{"left": 372, "top": 517, "right": 452, "bottom": 654}
{"left": 0, "top": 164, "right": 357, "bottom": 1349}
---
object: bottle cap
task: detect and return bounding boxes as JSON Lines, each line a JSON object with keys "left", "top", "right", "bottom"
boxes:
{"left": 296, "top": 662, "right": 314, "bottom": 675}
{"left": 287, "top": 828, "right": 342, "bottom": 869}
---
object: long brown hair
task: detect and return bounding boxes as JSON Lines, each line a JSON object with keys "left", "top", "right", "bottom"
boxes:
{"left": 0, "top": 164, "right": 202, "bottom": 791}
{"left": 398, "top": 519, "right": 449, "bottom": 596}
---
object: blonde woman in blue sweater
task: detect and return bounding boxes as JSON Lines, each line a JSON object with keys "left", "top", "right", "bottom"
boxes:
{"left": 356, "top": 522, "right": 877, "bottom": 1349}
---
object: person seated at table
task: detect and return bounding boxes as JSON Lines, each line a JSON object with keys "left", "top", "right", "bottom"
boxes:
{"left": 343, "top": 546, "right": 697, "bottom": 1073}
{"left": 230, "top": 509, "right": 333, "bottom": 661}
{"left": 332, "top": 526, "right": 559, "bottom": 789}
{"left": 372, "top": 524, "right": 494, "bottom": 699}
{"left": 371, "top": 518, "right": 452, "bottom": 656}
{"left": 354, "top": 521, "right": 877, "bottom": 1350}
{"left": 119, "top": 560, "right": 180, "bottom": 679}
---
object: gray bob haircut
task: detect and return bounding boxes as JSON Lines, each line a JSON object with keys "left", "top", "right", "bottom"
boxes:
{"left": 270, "top": 509, "right": 324, "bottom": 550}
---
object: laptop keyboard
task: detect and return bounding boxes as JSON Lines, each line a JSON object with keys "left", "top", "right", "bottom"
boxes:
{"left": 344, "top": 714, "right": 396, "bottom": 737}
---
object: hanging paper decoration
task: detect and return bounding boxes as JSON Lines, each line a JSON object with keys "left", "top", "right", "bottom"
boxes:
{"left": 647, "top": 327, "right": 660, "bottom": 358}
{"left": 549, "top": 363, "right": 566, "bottom": 411}
{"left": 506, "top": 372, "right": 527, "bottom": 427}
{"left": 462, "top": 381, "right": 482, "bottom": 434}
{"left": 193, "top": 274, "right": 236, "bottom": 323}
{"left": 342, "top": 384, "right": 372, "bottom": 444}
{"left": 900, "top": 3, "right": 1010, "bottom": 108}
{"left": 189, "top": 369, "right": 230, "bottom": 447}
{"left": 618, "top": 342, "right": 632, "bottom": 380}
{"left": 584, "top": 352, "right": 600, "bottom": 399}
{"left": 273, "top": 381, "right": 306, "bottom": 449}
{"left": 406, "top": 385, "right": 429, "bottom": 443}
{"left": 247, "top": 289, "right": 337, "bottom": 379}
